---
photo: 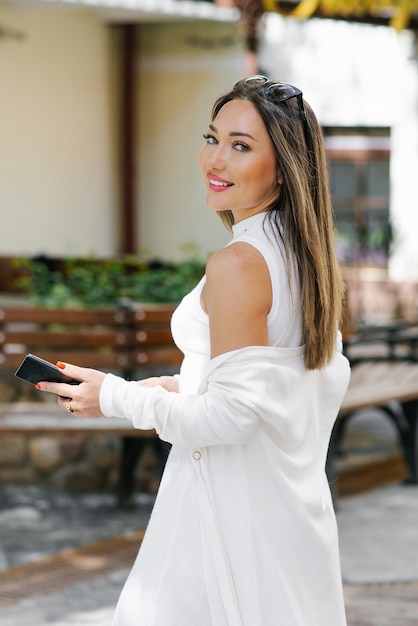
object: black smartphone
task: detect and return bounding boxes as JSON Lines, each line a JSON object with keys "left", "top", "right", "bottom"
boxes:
{"left": 15, "top": 353, "right": 81, "bottom": 387}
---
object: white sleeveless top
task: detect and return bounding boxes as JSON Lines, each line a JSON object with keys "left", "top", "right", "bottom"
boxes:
{"left": 171, "top": 211, "right": 302, "bottom": 393}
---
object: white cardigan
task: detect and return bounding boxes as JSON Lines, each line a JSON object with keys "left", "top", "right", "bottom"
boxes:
{"left": 101, "top": 340, "right": 350, "bottom": 626}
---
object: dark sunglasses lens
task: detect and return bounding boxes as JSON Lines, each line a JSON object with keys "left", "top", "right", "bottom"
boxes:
{"left": 265, "top": 83, "right": 300, "bottom": 102}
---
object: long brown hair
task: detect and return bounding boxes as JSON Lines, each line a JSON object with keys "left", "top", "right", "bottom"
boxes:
{"left": 211, "top": 78, "right": 344, "bottom": 370}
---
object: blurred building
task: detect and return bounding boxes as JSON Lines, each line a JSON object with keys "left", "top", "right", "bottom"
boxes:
{"left": 1, "top": 0, "right": 417, "bottom": 293}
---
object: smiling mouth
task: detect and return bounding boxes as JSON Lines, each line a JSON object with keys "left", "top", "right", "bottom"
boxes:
{"left": 208, "top": 178, "right": 233, "bottom": 188}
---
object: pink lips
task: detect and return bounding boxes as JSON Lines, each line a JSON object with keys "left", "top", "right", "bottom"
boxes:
{"left": 207, "top": 174, "right": 233, "bottom": 192}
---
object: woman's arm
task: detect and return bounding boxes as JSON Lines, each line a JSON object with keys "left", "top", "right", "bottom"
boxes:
{"left": 36, "top": 351, "right": 282, "bottom": 447}
{"left": 202, "top": 241, "right": 272, "bottom": 358}
{"left": 36, "top": 241, "right": 274, "bottom": 446}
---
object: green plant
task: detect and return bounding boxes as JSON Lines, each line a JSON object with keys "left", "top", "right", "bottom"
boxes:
{"left": 16, "top": 246, "right": 206, "bottom": 308}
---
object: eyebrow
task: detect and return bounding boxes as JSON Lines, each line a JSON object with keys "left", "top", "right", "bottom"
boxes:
{"left": 209, "top": 123, "right": 256, "bottom": 141}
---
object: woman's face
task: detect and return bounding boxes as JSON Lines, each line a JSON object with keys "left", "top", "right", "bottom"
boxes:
{"left": 199, "top": 99, "right": 281, "bottom": 223}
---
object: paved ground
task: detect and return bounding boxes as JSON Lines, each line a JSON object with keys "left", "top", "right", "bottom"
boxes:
{"left": 1, "top": 482, "right": 418, "bottom": 625}
{"left": 338, "top": 484, "right": 418, "bottom": 584}
{"left": 0, "top": 487, "right": 150, "bottom": 625}
{"left": 0, "top": 486, "right": 154, "bottom": 571}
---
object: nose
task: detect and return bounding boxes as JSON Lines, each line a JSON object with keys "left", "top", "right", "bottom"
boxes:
{"left": 206, "top": 144, "right": 227, "bottom": 170}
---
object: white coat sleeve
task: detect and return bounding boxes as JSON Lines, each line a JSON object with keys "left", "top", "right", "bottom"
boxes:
{"left": 99, "top": 355, "right": 282, "bottom": 447}
{"left": 99, "top": 374, "right": 262, "bottom": 448}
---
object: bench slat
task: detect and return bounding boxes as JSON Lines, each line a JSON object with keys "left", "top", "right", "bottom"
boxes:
{"left": 133, "top": 306, "right": 176, "bottom": 323}
{"left": 136, "top": 348, "right": 183, "bottom": 366}
{"left": 0, "top": 351, "right": 133, "bottom": 370}
{"left": 0, "top": 307, "right": 133, "bottom": 325}
{"left": 0, "top": 330, "right": 134, "bottom": 348}
{"left": 135, "top": 329, "right": 176, "bottom": 345}
{"left": 340, "top": 360, "right": 418, "bottom": 413}
{"left": 0, "top": 413, "right": 155, "bottom": 437}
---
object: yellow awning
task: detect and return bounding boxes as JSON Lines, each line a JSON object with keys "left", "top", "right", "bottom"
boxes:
{"left": 261, "top": 0, "right": 418, "bottom": 30}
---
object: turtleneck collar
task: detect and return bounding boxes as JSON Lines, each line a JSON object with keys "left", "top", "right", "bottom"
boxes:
{"left": 232, "top": 211, "right": 267, "bottom": 238}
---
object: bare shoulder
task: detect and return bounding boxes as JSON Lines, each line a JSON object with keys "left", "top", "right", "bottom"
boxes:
{"left": 206, "top": 241, "right": 268, "bottom": 281}
{"left": 203, "top": 242, "right": 272, "bottom": 357}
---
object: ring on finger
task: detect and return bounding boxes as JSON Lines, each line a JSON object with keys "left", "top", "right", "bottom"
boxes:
{"left": 65, "top": 402, "right": 74, "bottom": 415}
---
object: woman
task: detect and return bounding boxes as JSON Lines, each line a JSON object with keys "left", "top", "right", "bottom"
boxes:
{"left": 37, "top": 76, "right": 351, "bottom": 625}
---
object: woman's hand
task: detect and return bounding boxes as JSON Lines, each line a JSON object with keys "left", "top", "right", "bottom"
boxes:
{"left": 35, "top": 362, "right": 106, "bottom": 418}
{"left": 138, "top": 375, "right": 179, "bottom": 393}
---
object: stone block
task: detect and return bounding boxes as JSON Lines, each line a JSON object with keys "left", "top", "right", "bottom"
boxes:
{"left": 89, "top": 437, "right": 120, "bottom": 470}
{"left": 0, "top": 379, "right": 18, "bottom": 402}
{"left": 29, "top": 437, "right": 62, "bottom": 472}
{"left": 0, "top": 434, "right": 27, "bottom": 466}
{"left": 0, "top": 467, "right": 39, "bottom": 485}
{"left": 53, "top": 464, "right": 106, "bottom": 492}
{"left": 60, "top": 435, "right": 86, "bottom": 462}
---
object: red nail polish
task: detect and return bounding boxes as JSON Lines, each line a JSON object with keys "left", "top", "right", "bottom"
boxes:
{"left": 56, "top": 362, "right": 65, "bottom": 370}
{"left": 35, "top": 384, "right": 41, "bottom": 389}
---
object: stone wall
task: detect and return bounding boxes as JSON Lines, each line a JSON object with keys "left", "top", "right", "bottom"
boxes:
{"left": 0, "top": 375, "right": 162, "bottom": 495}
{"left": 0, "top": 430, "right": 161, "bottom": 495}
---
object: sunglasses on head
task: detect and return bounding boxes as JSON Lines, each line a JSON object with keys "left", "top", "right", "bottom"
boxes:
{"left": 235, "top": 75, "right": 310, "bottom": 148}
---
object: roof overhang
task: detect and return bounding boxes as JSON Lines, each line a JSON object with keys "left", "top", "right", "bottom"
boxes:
{"left": 6, "top": 0, "right": 240, "bottom": 23}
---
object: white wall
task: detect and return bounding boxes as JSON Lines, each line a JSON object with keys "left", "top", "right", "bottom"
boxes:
{"left": 0, "top": 6, "right": 119, "bottom": 257}
{"left": 0, "top": 8, "right": 242, "bottom": 263}
{"left": 137, "top": 20, "right": 244, "bottom": 262}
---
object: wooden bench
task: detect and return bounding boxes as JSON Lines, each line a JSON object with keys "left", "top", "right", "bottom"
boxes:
{"left": 327, "top": 345, "right": 418, "bottom": 504}
{"left": 0, "top": 304, "right": 182, "bottom": 506}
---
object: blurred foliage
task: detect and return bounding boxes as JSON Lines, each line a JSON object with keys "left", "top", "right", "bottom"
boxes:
{"left": 15, "top": 243, "right": 206, "bottom": 308}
